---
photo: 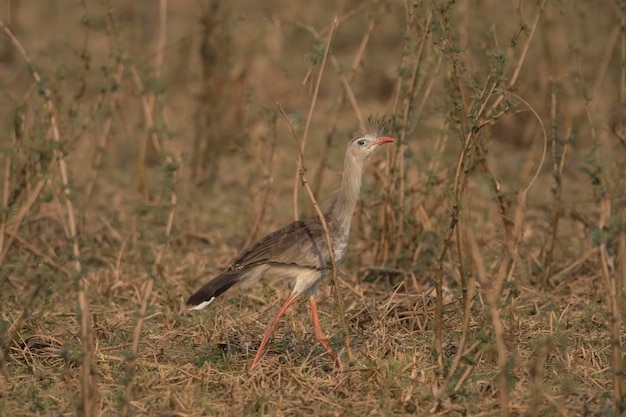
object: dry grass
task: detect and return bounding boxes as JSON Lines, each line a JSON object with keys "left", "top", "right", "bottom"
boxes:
{"left": 1, "top": 0, "right": 625, "bottom": 416}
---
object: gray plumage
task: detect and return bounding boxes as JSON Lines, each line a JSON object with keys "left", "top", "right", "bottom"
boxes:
{"left": 186, "top": 116, "right": 394, "bottom": 367}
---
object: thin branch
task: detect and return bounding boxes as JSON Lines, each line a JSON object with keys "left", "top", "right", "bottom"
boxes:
{"left": 0, "top": 19, "right": 94, "bottom": 416}
{"left": 299, "top": 14, "right": 379, "bottom": 199}
{"left": 0, "top": 135, "right": 12, "bottom": 262}
{"left": 277, "top": 102, "right": 353, "bottom": 363}
{"left": 541, "top": 85, "right": 569, "bottom": 286}
{"left": 485, "top": 0, "right": 547, "bottom": 118}
{"left": 84, "top": 53, "right": 126, "bottom": 203}
{"left": 390, "top": 11, "right": 434, "bottom": 268}
{"left": 292, "top": 17, "right": 337, "bottom": 221}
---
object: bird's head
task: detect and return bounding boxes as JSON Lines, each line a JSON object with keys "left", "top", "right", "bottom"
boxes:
{"left": 347, "top": 115, "right": 395, "bottom": 162}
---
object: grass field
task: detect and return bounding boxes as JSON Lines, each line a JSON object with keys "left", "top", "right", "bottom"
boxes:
{"left": 1, "top": 0, "right": 626, "bottom": 416}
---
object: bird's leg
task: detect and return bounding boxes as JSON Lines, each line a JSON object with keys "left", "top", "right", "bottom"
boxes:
{"left": 251, "top": 294, "right": 298, "bottom": 369}
{"left": 309, "top": 297, "right": 341, "bottom": 368}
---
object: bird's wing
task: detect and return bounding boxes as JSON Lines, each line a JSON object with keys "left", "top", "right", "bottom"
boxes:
{"left": 231, "top": 217, "right": 330, "bottom": 270}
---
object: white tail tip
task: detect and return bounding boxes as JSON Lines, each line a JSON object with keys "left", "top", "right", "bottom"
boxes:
{"left": 188, "top": 297, "right": 215, "bottom": 311}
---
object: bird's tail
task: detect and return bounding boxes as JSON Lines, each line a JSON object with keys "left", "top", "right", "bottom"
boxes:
{"left": 186, "top": 271, "right": 242, "bottom": 311}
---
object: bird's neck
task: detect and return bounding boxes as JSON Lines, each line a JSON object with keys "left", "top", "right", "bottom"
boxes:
{"left": 325, "top": 154, "right": 363, "bottom": 232}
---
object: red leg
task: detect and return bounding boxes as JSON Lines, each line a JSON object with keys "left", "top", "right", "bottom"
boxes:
{"left": 251, "top": 294, "right": 297, "bottom": 369}
{"left": 309, "top": 297, "right": 341, "bottom": 368}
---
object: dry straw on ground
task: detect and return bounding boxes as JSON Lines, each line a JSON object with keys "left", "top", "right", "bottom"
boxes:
{"left": 1, "top": 0, "right": 625, "bottom": 416}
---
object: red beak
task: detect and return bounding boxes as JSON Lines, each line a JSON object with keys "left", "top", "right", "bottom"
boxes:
{"left": 375, "top": 136, "right": 395, "bottom": 145}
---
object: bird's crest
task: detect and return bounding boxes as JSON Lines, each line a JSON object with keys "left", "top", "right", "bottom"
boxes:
{"left": 362, "top": 114, "right": 392, "bottom": 138}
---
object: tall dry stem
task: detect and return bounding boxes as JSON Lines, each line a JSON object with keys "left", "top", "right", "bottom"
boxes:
{"left": 281, "top": 17, "right": 353, "bottom": 360}
{"left": 122, "top": 2, "right": 178, "bottom": 414}
{"left": 426, "top": 3, "right": 547, "bottom": 412}
{"left": 0, "top": 19, "right": 95, "bottom": 416}
{"left": 299, "top": 10, "right": 378, "bottom": 199}
{"left": 598, "top": 196, "right": 625, "bottom": 410}
{"left": 541, "top": 85, "right": 569, "bottom": 286}
{"left": 84, "top": 53, "right": 126, "bottom": 204}
{"left": 292, "top": 17, "right": 337, "bottom": 221}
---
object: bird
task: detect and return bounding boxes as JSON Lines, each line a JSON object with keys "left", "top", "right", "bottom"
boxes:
{"left": 186, "top": 116, "right": 394, "bottom": 368}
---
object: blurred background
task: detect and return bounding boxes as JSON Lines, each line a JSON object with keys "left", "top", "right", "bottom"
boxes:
{"left": 1, "top": 0, "right": 625, "bottom": 415}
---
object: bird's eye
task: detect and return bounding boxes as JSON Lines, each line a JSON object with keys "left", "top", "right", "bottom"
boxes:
{"left": 356, "top": 139, "right": 366, "bottom": 147}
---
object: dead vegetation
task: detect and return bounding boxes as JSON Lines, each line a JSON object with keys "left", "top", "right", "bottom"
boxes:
{"left": 1, "top": 0, "right": 625, "bottom": 416}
